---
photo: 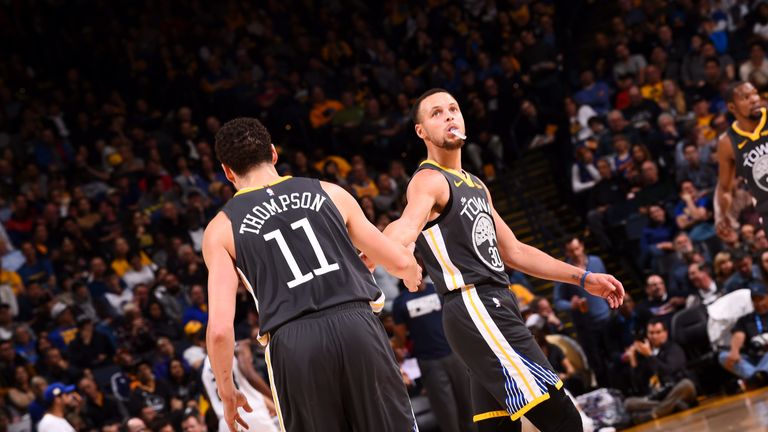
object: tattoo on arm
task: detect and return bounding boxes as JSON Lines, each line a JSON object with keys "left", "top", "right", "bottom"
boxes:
{"left": 570, "top": 273, "right": 580, "bottom": 282}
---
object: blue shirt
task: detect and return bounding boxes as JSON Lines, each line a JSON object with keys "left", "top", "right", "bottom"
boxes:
{"left": 574, "top": 81, "right": 612, "bottom": 114}
{"left": 553, "top": 255, "right": 611, "bottom": 327}
{"left": 392, "top": 284, "right": 452, "bottom": 361}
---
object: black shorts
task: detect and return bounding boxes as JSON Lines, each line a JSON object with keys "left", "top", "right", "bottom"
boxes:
{"left": 442, "top": 285, "right": 563, "bottom": 423}
{"left": 265, "top": 302, "right": 417, "bottom": 432}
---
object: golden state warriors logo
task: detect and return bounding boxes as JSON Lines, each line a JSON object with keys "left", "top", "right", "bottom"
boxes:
{"left": 472, "top": 213, "right": 504, "bottom": 271}
{"left": 754, "top": 156, "right": 768, "bottom": 192}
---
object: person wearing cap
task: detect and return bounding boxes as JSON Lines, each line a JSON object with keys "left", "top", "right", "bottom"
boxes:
{"left": 719, "top": 284, "right": 768, "bottom": 387}
{"left": 48, "top": 302, "right": 78, "bottom": 352}
{"left": 37, "top": 382, "right": 79, "bottom": 432}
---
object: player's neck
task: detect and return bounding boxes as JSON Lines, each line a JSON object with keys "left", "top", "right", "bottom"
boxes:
{"left": 426, "top": 147, "right": 462, "bottom": 171}
{"left": 736, "top": 116, "right": 759, "bottom": 132}
{"left": 234, "top": 165, "right": 281, "bottom": 191}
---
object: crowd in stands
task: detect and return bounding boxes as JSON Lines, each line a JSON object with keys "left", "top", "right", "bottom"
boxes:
{"left": 4, "top": 0, "right": 768, "bottom": 431}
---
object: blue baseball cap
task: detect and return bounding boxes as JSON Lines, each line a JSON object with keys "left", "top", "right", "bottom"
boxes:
{"left": 44, "top": 382, "right": 76, "bottom": 403}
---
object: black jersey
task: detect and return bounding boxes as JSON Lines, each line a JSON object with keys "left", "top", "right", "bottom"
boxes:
{"left": 413, "top": 161, "right": 509, "bottom": 296}
{"left": 222, "top": 176, "right": 380, "bottom": 334}
{"left": 728, "top": 107, "right": 768, "bottom": 215}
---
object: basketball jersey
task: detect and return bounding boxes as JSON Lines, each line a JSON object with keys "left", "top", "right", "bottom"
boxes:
{"left": 728, "top": 107, "right": 768, "bottom": 215}
{"left": 413, "top": 161, "right": 509, "bottom": 296}
{"left": 222, "top": 176, "right": 380, "bottom": 334}
{"left": 201, "top": 355, "right": 277, "bottom": 432}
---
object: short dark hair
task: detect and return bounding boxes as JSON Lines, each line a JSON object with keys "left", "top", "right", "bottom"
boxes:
{"left": 705, "top": 56, "right": 720, "bottom": 67}
{"left": 214, "top": 118, "right": 273, "bottom": 176}
{"left": 725, "top": 81, "right": 748, "bottom": 103}
{"left": 647, "top": 317, "right": 667, "bottom": 331}
{"left": 410, "top": 88, "right": 454, "bottom": 124}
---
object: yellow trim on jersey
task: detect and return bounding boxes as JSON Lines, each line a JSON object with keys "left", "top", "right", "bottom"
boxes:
{"left": 234, "top": 176, "right": 293, "bottom": 197}
{"left": 473, "top": 411, "right": 509, "bottom": 422}
{"left": 420, "top": 159, "right": 477, "bottom": 188}
{"left": 732, "top": 108, "right": 767, "bottom": 142}
{"left": 738, "top": 139, "right": 748, "bottom": 149}
{"left": 264, "top": 344, "right": 286, "bottom": 432}
{"left": 426, "top": 228, "right": 459, "bottom": 288}
{"left": 463, "top": 287, "right": 536, "bottom": 398}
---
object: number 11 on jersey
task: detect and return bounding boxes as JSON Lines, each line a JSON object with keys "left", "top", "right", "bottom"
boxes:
{"left": 263, "top": 217, "right": 340, "bottom": 288}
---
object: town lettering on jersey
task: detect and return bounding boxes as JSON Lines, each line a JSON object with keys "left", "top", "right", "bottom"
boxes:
{"left": 743, "top": 142, "right": 768, "bottom": 168}
{"left": 459, "top": 196, "right": 491, "bottom": 221}
{"left": 238, "top": 192, "right": 327, "bottom": 234}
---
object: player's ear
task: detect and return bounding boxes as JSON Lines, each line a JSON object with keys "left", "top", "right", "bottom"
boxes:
{"left": 271, "top": 144, "right": 278, "bottom": 165}
{"left": 222, "top": 164, "right": 236, "bottom": 184}
{"left": 726, "top": 101, "right": 735, "bottom": 114}
{"left": 415, "top": 123, "right": 425, "bottom": 139}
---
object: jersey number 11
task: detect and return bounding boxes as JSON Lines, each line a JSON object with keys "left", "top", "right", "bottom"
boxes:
{"left": 264, "top": 217, "right": 340, "bottom": 288}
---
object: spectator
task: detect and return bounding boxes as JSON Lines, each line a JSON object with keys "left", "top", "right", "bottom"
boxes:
{"left": 527, "top": 296, "right": 565, "bottom": 334}
{"left": 714, "top": 251, "right": 736, "bottom": 287}
{"left": 129, "top": 360, "right": 173, "bottom": 416}
{"left": 639, "top": 205, "right": 677, "bottom": 273}
{"left": 613, "top": 43, "right": 648, "bottom": 83}
{"left": 624, "top": 319, "right": 697, "bottom": 424}
{"left": 182, "top": 284, "right": 208, "bottom": 326}
{"left": 687, "top": 263, "right": 721, "bottom": 306}
{"left": 739, "top": 42, "right": 768, "bottom": 82}
{"left": 78, "top": 376, "right": 122, "bottom": 429}
{"left": 553, "top": 237, "right": 612, "bottom": 386}
{"left": 574, "top": 69, "right": 612, "bottom": 114}
{"left": 571, "top": 146, "right": 600, "bottom": 194}
{"left": 586, "top": 158, "right": 630, "bottom": 251}
{"left": 38, "top": 382, "right": 80, "bottom": 432}
{"left": 16, "top": 242, "right": 54, "bottom": 286}
{"left": 636, "top": 274, "right": 687, "bottom": 331}
{"left": 720, "top": 284, "right": 768, "bottom": 387}
{"left": 676, "top": 143, "right": 716, "bottom": 193}
{"left": 673, "top": 180, "right": 714, "bottom": 242}
{"left": 68, "top": 317, "right": 114, "bottom": 369}
{"left": 724, "top": 250, "right": 765, "bottom": 294}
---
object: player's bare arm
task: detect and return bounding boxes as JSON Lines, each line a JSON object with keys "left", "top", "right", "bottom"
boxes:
{"left": 321, "top": 181, "right": 422, "bottom": 290}
{"left": 382, "top": 169, "right": 448, "bottom": 246}
{"left": 202, "top": 212, "right": 253, "bottom": 431}
{"left": 485, "top": 189, "right": 625, "bottom": 308}
{"left": 235, "top": 340, "right": 273, "bottom": 399}
{"left": 715, "top": 132, "right": 738, "bottom": 235}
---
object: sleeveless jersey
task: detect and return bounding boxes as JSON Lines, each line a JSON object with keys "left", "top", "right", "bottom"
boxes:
{"left": 201, "top": 354, "right": 277, "bottom": 432}
{"left": 413, "top": 161, "right": 509, "bottom": 296}
{"left": 222, "top": 176, "right": 380, "bottom": 334}
{"left": 728, "top": 107, "right": 768, "bottom": 215}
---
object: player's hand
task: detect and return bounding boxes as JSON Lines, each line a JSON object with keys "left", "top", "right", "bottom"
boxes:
{"left": 716, "top": 217, "right": 738, "bottom": 241}
{"left": 222, "top": 390, "right": 253, "bottom": 431}
{"left": 403, "top": 264, "right": 423, "bottom": 292}
{"left": 583, "top": 273, "right": 625, "bottom": 309}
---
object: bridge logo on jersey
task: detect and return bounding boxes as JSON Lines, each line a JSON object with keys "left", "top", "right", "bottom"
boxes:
{"left": 742, "top": 142, "right": 768, "bottom": 192}
{"left": 472, "top": 213, "right": 505, "bottom": 272}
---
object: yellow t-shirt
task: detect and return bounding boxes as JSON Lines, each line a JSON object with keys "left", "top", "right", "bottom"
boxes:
{"left": 0, "top": 270, "right": 23, "bottom": 295}
{"left": 112, "top": 251, "right": 153, "bottom": 277}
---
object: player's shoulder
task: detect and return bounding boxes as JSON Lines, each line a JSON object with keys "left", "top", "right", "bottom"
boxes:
{"left": 410, "top": 166, "right": 449, "bottom": 190}
{"left": 203, "top": 211, "right": 232, "bottom": 240}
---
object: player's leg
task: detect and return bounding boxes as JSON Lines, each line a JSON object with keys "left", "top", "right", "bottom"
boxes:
{"left": 471, "top": 375, "right": 519, "bottom": 432}
{"left": 443, "top": 287, "right": 567, "bottom": 428}
{"left": 521, "top": 384, "right": 583, "bottom": 432}
{"left": 334, "top": 303, "right": 417, "bottom": 432}
{"left": 266, "top": 317, "right": 347, "bottom": 432}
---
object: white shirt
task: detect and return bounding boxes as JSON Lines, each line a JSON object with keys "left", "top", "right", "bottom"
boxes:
{"left": 122, "top": 265, "right": 156, "bottom": 290}
{"left": 37, "top": 413, "right": 75, "bottom": 432}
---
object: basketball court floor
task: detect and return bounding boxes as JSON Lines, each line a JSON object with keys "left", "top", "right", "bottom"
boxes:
{"left": 625, "top": 387, "right": 768, "bottom": 432}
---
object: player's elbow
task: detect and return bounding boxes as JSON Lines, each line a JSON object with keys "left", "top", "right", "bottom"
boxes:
{"left": 207, "top": 323, "right": 232, "bottom": 345}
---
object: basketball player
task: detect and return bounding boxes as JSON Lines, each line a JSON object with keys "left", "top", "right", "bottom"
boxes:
{"left": 201, "top": 341, "right": 278, "bottom": 432}
{"left": 716, "top": 81, "right": 768, "bottom": 237}
{"left": 203, "top": 118, "right": 421, "bottom": 432}
{"left": 383, "top": 89, "right": 625, "bottom": 431}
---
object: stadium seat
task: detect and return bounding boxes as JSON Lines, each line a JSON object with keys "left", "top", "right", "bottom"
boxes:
{"left": 546, "top": 334, "right": 595, "bottom": 388}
